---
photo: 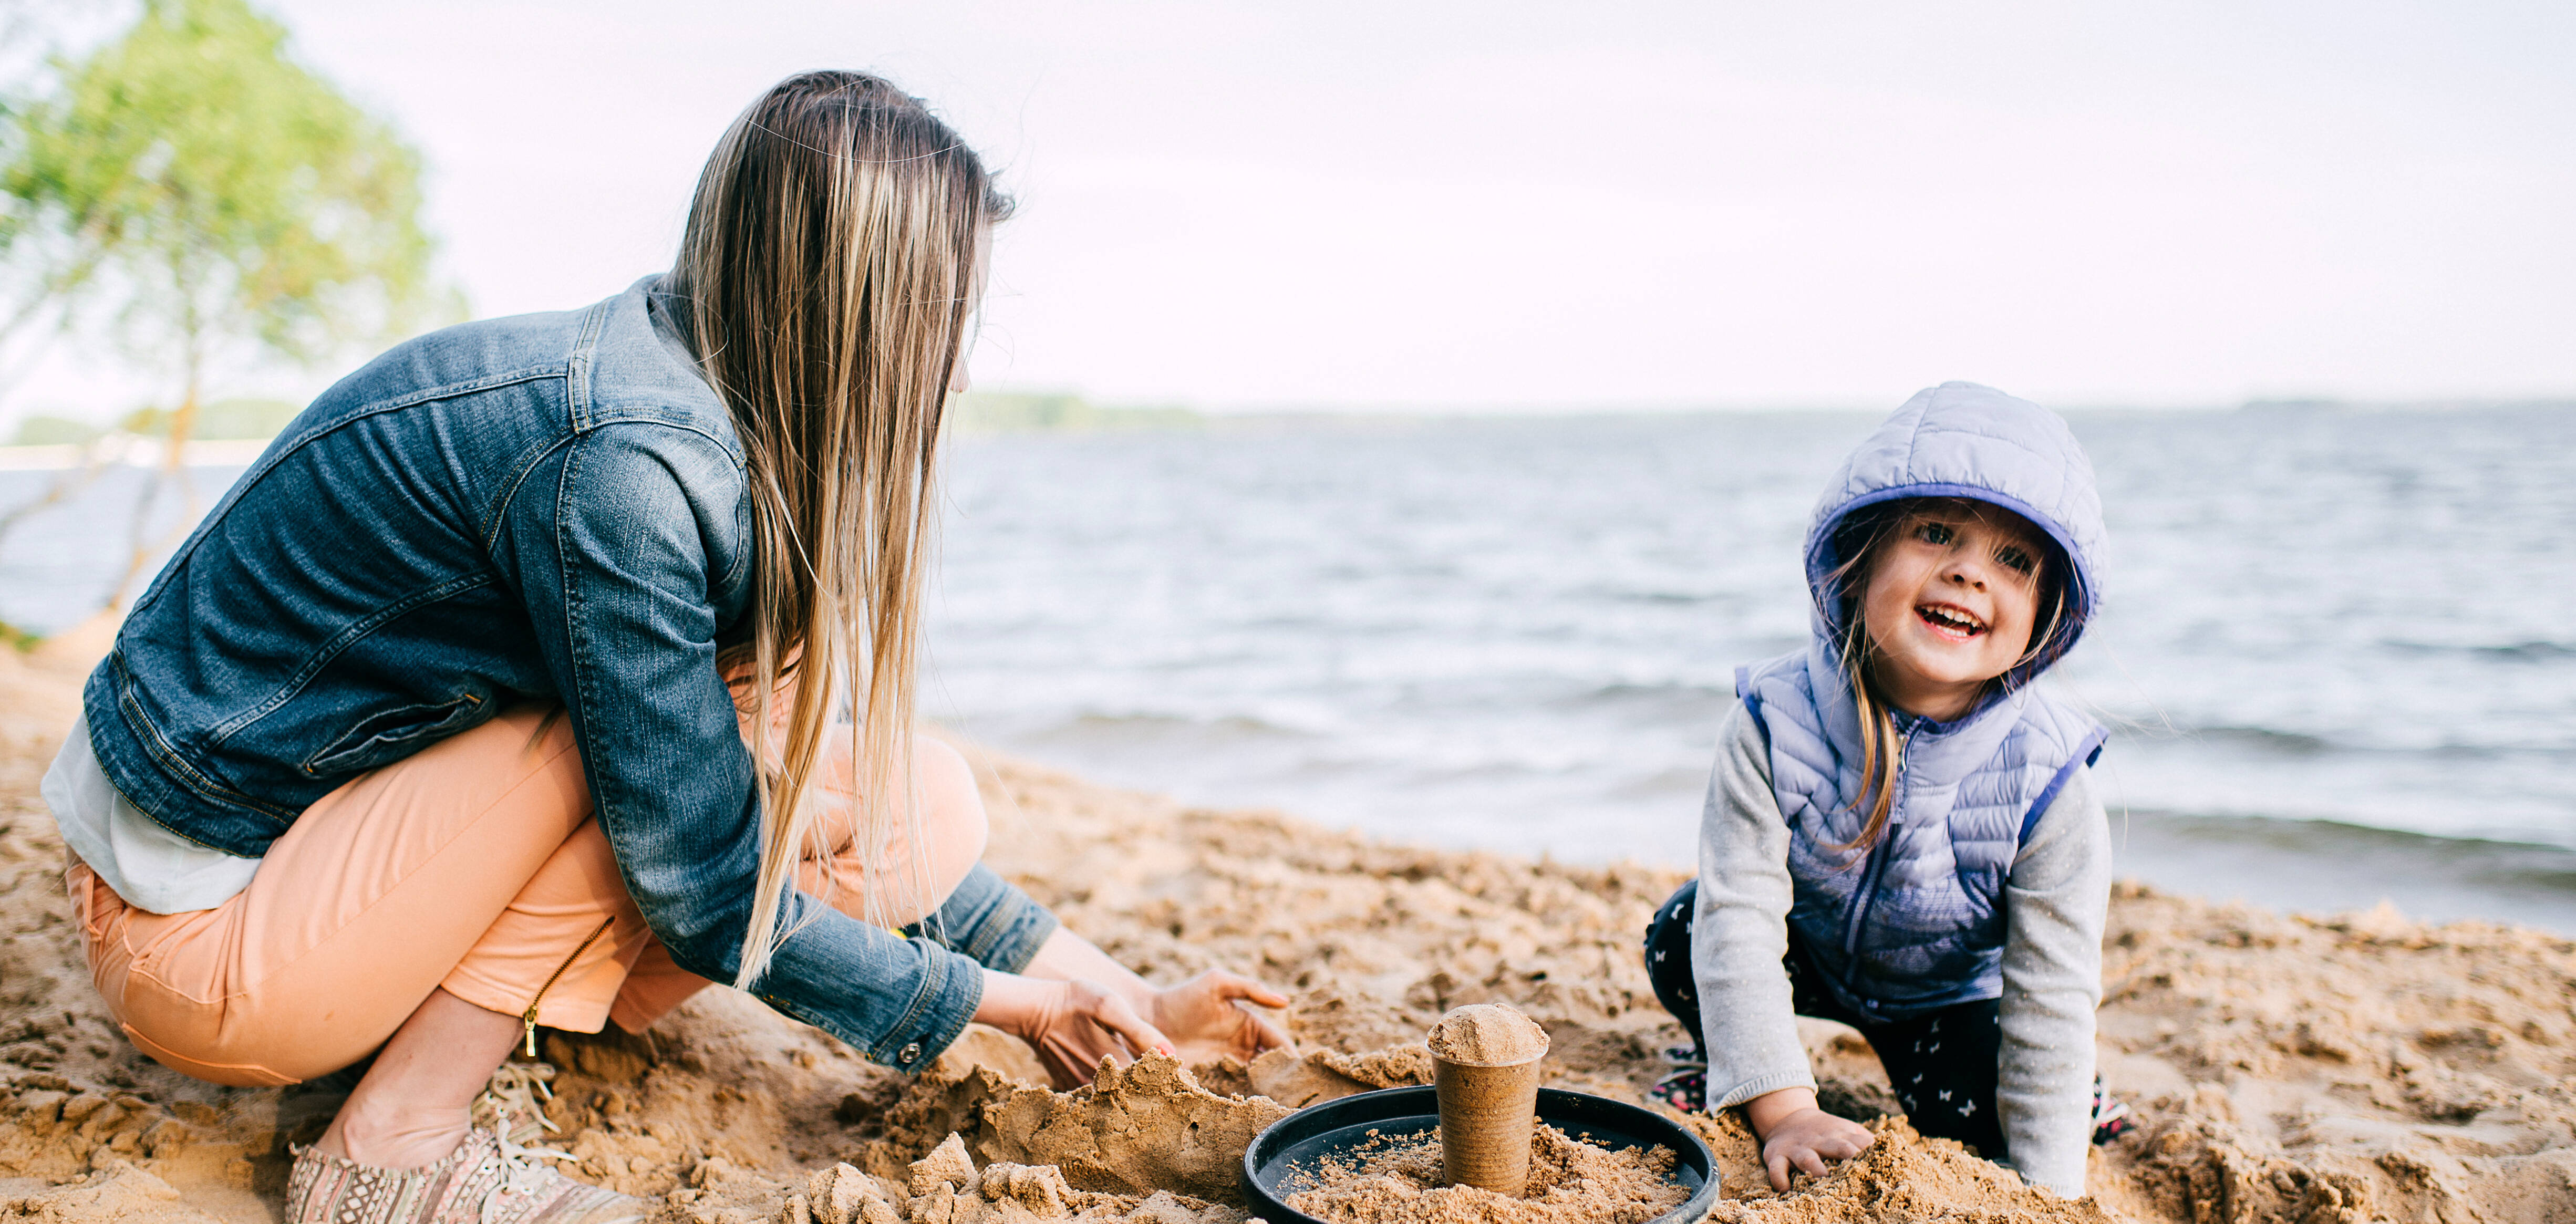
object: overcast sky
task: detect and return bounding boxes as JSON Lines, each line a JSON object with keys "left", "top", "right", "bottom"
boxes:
{"left": 19, "top": 1, "right": 2576, "bottom": 414}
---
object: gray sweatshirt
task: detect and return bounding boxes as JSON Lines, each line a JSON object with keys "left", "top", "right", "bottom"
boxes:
{"left": 1690, "top": 702, "right": 2109, "bottom": 1197}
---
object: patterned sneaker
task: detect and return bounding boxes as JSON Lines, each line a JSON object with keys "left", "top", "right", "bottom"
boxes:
{"left": 1649, "top": 1066, "right": 1706, "bottom": 1113}
{"left": 287, "top": 1126, "right": 644, "bottom": 1223}
{"left": 2090, "top": 1074, "right": 2135, "bottom": 1145}
{"left": 1649, "top": 1044, "right": 1708, "bottom": 1113}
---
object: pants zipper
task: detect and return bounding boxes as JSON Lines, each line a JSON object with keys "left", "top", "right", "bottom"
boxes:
{"left": 521, "top": 917, "right": 615, "bottom": 1059}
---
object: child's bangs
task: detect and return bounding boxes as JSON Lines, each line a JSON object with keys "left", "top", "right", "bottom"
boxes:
{"left": 1830, "top": 496, "right": 2062, "bottom": 579}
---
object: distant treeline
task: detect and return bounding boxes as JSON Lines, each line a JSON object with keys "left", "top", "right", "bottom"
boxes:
{"left": 9, "top": 399, "right": 303, "bottom": 445}
{"left": 4, "top": 392, "right": 1197, "bottom": 448}
{"left": 946, "top": 392, "right": 1200, "bottom": 434}
{"left": 15, "top": 393, "right": 2561, "bottom": 449}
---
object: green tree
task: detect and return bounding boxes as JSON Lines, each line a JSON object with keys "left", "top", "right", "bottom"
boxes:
{"left": 0, "top": 0, "right": 447, "bottom": 614}
{"left": 0, "top": 0, "right": 109, "bottom": 376}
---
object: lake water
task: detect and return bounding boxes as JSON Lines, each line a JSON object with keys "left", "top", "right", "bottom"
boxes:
{"left": 5, "top": 404, "right": 2571, "bottom": 930}
{"left": 920, "top": 407, "right": 2576, "bottom": 931}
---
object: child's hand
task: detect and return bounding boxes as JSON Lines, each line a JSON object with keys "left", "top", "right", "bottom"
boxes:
{"left": 1744, "top": 1087, "right": 1875, "bottom": 1191}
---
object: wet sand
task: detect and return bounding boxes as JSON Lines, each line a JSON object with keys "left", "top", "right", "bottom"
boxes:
{"left": 1, "top": 638, "right": 2570, "bottom": 1222}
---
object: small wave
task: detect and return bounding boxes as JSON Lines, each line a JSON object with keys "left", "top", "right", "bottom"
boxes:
{"left": 2129, "top": 723, "right": 2573, "bottom": 761}
{"left": 2160, "top": 724, "right": 2335, "bottom": 756}
{"left": 2106, "top": 808, "right": 2576, "bottom": 931}
{"left": 2116, "top": 810, "right": 2576, "bottom": 887}
{"left": 2383, "top": 639, "right": 2576, "bottom": 662}
{"left": 1063, "top": 711, "right": 1317, "bottom": 738}
{"left": 1591, "top": 588, "right": 1719, "bottom": 606}
{"left": 1562, "top": 680, "right": 1736, "bottom": 707}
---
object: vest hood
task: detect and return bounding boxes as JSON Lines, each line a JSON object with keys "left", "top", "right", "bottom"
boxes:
{"left": 1805, "top": 382, "right": 2105, "bottom": 689}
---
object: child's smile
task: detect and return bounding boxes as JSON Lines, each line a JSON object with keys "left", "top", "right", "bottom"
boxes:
{"left": 1913, "top": 601, "right": 1988, "bottom": 640}
{"left": 1859, "top": 505, "right": 2048, "bottom": 721}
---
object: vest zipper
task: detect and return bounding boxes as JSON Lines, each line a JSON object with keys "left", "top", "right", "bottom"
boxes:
{"left": 521, "top": 917, "right": 615, "bottom": 1059}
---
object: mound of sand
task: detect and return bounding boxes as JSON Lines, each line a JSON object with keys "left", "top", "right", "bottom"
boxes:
{"left": 2, "top": 641, "right": 2572, "bottom": 1222}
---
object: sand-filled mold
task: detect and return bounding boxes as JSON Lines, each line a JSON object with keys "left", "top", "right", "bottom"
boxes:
{"left": 3, "top": 645, "right": 2575, "bottom": 1221}
{"left": 1281, "top": 1123, "right": 1689, "bottom": 1224}
{"left": 1427, "top": 1005, "right": 1548, "bottom": 1068}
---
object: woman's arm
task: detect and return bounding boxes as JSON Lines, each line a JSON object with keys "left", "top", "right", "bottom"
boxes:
{"left": 502, "top": 425, "right": 986, "bottom": 1073}
{"left": 1695, "top": 704, "right": 1874, "bottom": 1189}
{"left": 1996, "top": 766, "right": 2113, "bottom": 1197}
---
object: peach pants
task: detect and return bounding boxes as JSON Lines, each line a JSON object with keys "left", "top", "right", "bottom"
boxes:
{"left": 68, "top": 706, "right": 986, "bottom": 1088}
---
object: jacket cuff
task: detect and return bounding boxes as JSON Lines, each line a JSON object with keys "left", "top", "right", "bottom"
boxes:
{"left": 902, "top": 864, "right": 1060, "bottom": 974}
{"left": 757, "top": 936, "right": 985, "bottom": 1075}
{"left": 1710, "top": 1069, "right": 1817, "bottom": 1112}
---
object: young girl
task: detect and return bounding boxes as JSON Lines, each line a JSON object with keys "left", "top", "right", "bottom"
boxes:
{"left": 47, "top": 72, "right": 1286, "bottom": 1223}
{"left": 1641, "top": 382, "right": 2115, "bottom": 1199}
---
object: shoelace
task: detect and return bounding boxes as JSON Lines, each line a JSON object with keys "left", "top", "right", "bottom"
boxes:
{"left": 482, "top": 1123, "right": 583, "bottom": 1216}
{"left": 472, "top": 1062, "right": 583, "bottom": 1219}
{"left": 474, "top": 1062, "right": 563, "bottom": 1147}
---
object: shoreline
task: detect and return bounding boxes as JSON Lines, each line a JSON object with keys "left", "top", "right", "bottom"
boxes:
{"left": 1, "top": 647, "right": 2571, "bottom": 1221}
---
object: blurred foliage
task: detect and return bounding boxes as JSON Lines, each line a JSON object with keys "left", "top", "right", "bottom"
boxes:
{"left": 2, "top": 0, "right": 445, "bottom": 408}
{"left": 0, "top": 0, "right": 106, "bottom": 357}
{"left": 948, "top": 391, "right": 1201, "bottom": 434}
{"left": 6, "top": 397, "right": 295, "bottom": 445}
{"left": 0, "top": 0, "right": 453, "bottom": 620}
{"left": 5, "top": 411, "right": 96, "bottom": 445}
{"left": 139, "top": 394, "right": 297, "bottom": 439}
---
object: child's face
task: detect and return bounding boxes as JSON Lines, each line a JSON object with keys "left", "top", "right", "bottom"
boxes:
{"left": 1857, "top": 503, "right": 2049, "bottom": 721}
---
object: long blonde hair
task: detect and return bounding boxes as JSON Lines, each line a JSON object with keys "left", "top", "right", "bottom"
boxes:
{"left": 668, "top": 71, "right": 1009, "bottom": 989}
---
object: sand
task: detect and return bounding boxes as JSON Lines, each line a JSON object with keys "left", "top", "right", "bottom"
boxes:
{"left": 1427, "top": 1006, "right": 1548, "bottom": 1068}
{"left": 1282, "top": 1124, "right": 1688, "bottom": 1224}
{"left": 2, "top": 636, "right": 2573, "bottom": 1222}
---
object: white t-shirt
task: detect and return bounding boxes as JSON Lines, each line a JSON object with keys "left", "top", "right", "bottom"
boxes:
{"left": 44, "top": 712, "right": 263, "bottom": 915}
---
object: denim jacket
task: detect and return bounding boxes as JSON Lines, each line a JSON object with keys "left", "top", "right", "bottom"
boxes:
{"left": 81, "top": 276, "right": 1055, "bottom": 1072}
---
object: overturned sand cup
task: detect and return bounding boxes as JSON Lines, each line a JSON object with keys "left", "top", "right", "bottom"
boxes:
{"left": 1434, "top": 1051, "right": 1545, "bottom": 1194}
{"left": 1426, "top": 1003, "right": 1550, "bottom": 1196}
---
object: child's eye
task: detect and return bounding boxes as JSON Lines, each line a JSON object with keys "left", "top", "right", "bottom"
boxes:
{"left": 1913, "top": 522, "right": 1954, "bottom": 546}
{"left": 1996, "top": 545, "right": 2036, "bottom": 576}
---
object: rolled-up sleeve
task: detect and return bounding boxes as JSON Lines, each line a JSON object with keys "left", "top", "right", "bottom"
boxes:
{"left": 498, "top": 423, "right": 984, "bottom": 1072}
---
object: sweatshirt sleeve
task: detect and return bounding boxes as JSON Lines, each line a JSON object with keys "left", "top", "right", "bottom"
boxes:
{"left": 1691, "top": 702, "right": 1816, "bottom": 1110}
{"left": 1995, "top": 765, "right": 2112, "bottom": 1198}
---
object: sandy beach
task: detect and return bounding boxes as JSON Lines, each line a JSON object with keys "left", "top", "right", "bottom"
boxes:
{"left": 2, "top": 639, "right": 2570, "bottom": 1223}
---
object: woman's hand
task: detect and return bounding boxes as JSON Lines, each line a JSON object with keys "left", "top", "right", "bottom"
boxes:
{"left": 1744, "top": 1087, "right": 1874, "bottom": 1191}
{"left": 1146, "top": 970, "right": 1291, "bottom": 1066}
{"left": 977, "top": 972, "right": 1174, "bottom": 1090}
{"left": 989, "top": 931, "right": 1292, "bottom": 1085}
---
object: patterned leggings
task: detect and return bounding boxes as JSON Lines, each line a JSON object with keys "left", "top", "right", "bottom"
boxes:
{"left": 1643, "top": 880, "right": 2008, "bottom": 1161}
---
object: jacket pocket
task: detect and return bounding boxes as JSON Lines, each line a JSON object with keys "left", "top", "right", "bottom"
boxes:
{"left": 303, "top": 694, "right": 489, "bottom": 778}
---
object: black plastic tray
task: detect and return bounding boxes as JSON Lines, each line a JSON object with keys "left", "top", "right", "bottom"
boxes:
{"left": 1240, "top": 1085, "right": 1720, "bottom": 1223}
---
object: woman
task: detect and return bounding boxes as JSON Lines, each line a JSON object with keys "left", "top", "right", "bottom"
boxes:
{"left": 44, "top": 71, "right": 1287, "bottom": 1222}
